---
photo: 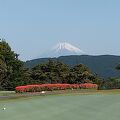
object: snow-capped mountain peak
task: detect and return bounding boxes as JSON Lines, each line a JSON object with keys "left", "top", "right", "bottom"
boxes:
{"left": 52, "top": 42, "right": 85, "bottom": 54}
{"left": 39, "top": 42, "right": 86, "bottom": 58}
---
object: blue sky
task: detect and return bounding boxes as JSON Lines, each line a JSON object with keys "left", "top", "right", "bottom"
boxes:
{"left": 0, "top": 0, "right": 120, "bottom": 61}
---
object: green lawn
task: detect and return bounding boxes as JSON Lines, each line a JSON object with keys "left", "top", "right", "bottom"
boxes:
{"left": 0, "top": 92, "right": 120, "bottom": 120}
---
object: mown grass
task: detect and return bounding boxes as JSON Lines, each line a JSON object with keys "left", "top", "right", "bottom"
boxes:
{"left": 0, "top": 90, "right": 120, "bottom": 120}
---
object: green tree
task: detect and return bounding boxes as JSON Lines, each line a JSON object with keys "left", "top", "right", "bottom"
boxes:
{"left": 31, "top": 60, "right": 70, "bottom": 83}
{"left": 116, "top": 64, "right": 120, "bottom": 70}
{"left": 68, "top": 64, "right": 97, "bottom": 84}
{"left": 0, "top": 39, "right": 24, "bottom": 90}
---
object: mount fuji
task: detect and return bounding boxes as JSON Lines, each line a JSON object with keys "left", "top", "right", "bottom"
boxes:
{"left": 41, "top": 42, "right": 85, "bottom": 58}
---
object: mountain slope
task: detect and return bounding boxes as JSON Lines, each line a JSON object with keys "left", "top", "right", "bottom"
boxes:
{"left": 25, "top": 55, "right": 120, "bottom": 78}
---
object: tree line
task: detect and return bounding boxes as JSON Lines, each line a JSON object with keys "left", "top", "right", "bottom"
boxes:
{"left": 0, "top": 40, "right": 120, "bottom": 90}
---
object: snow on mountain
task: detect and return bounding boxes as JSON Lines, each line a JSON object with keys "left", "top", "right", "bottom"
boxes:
{"left": 39, "top": 42, "right": 85, "bottom": 58}
{"left": 52, "top": 42, "right": 85, "bottom": 54}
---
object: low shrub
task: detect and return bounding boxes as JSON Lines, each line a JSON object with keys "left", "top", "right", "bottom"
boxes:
{"left": 15, "top": 83, "right": 98, "bottom": 93}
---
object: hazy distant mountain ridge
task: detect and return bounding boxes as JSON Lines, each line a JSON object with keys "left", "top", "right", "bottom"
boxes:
{"left": 25, "top": 55, "right": 120, "bottom": 78}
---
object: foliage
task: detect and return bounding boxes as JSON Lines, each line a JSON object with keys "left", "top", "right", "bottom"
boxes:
{"left": 116, "top": 64, "right": 120, "bottom": 70}
{"left": 25, "top": 55, "right": 120, "bottom": 78}
{"left": 0, "top": 40, "right": 101, "bottom": 90}
{"left": 31, "top": 60, "right": 70, "bottom": 84}
{"left": 99, "top": 78, "right": 120, "bottom": 90}
{"left": 68, "top": 64, "right": 97, "bottom": 84}
{"left": 30, "top": 60, "right": 97, "bottom": 84}
{"left": 0, "top": 39, "right": 24, "bottom": 90}
{"left": 15, "top": 83, "right": 98, "bottom": 93}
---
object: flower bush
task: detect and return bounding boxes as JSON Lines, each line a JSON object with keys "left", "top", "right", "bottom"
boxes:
{"left": 15, "top": 83, "right": 98, "bottom": 93}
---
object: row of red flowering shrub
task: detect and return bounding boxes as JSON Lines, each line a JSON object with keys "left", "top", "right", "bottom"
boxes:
{"left": 15, "top": 83, "right": 98, "bottom": 93}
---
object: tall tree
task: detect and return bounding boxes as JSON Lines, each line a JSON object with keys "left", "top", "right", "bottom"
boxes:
{"left": 0, "top": 39, "right": 24, "bottom": 90}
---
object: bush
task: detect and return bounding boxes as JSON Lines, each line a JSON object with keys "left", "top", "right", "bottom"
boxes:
{"left": 15, "top": 83, "right": 98, "bottom": 93}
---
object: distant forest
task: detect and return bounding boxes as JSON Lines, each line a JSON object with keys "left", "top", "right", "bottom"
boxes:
{"left": 25, "top": 55, "right": 120, "bottom": 78}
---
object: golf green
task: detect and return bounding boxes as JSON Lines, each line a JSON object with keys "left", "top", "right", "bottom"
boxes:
{"left": 0, "top": 94, "right": 120, "bottom": 120}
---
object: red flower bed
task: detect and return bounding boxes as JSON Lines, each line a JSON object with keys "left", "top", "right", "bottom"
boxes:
{"left": 15, "top": 83, "right": 98, "bottom": 93}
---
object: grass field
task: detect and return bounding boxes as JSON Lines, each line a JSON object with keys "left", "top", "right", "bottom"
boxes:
{"left": 0, "top": 90, "right": 120, "bottom": 120}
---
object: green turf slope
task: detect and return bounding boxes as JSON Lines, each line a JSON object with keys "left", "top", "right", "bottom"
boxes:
{"left": 0, "top": 94, "right": 120, "bottom": 120}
